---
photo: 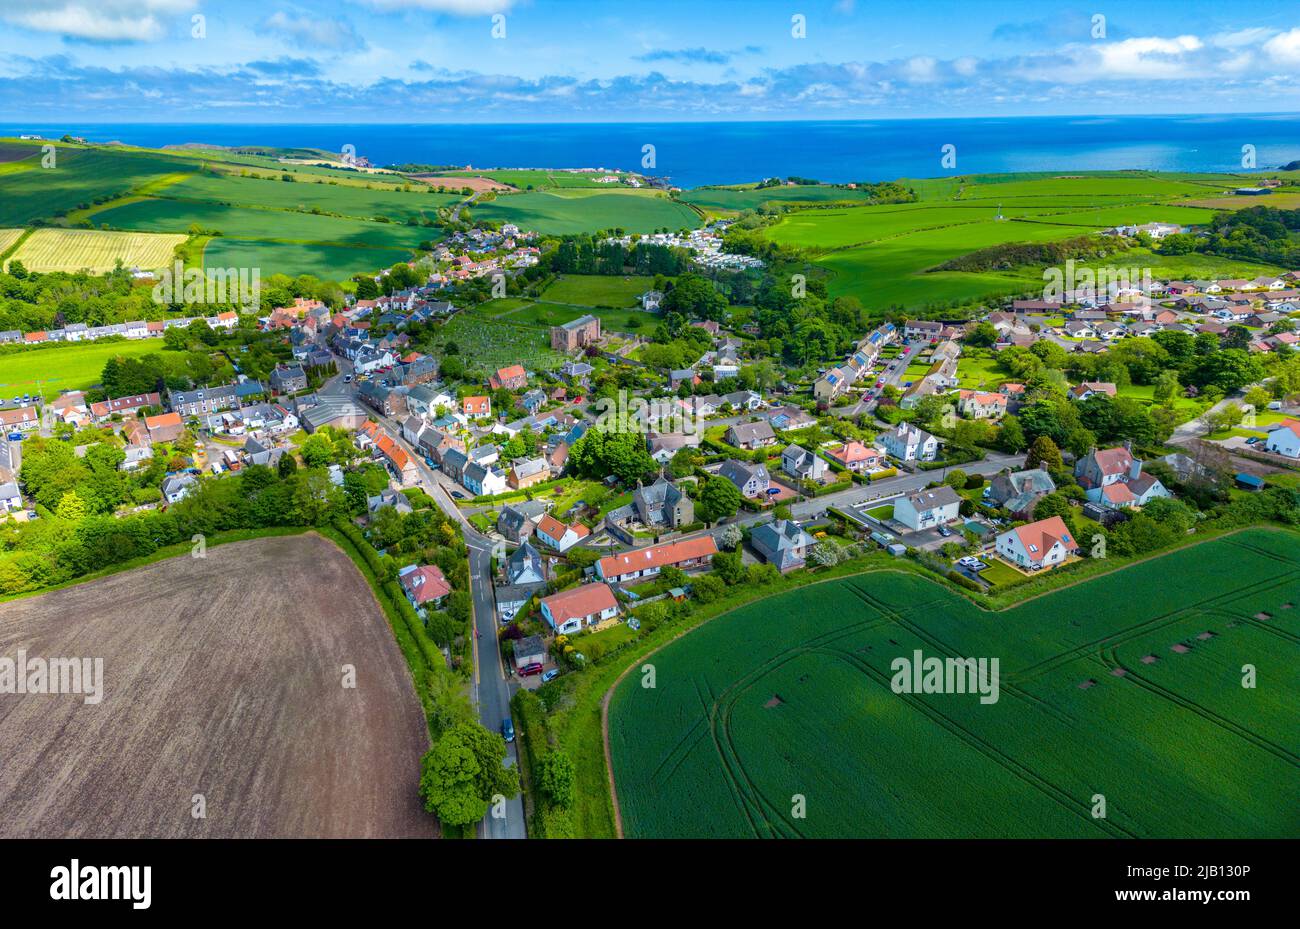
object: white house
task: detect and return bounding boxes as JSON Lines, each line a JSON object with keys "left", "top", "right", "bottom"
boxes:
{"left": 880, "top": 422, "right": 938, "bottom": 462}
{"left": 893, "top": 485, "right": 962, "bottom": 531}
{"left": 995, "top": 516, "right": 1078, "bottom": 571}
{"left": 535, "top": 513, "right": 590, "bottom": 552}
{"left": 0, "top": 480, "right": 22, "bottom": 512}
{"left": 1265, "top": 419, "right": 1300, "bottom": 458}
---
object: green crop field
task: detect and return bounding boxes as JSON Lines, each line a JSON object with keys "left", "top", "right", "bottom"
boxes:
{"left": 0, "top": 340, "right": 169, "bottom": 394}
{"left": 680, "top": 185, "right": 874, "bottom": 211}
{"left": 609, "top": 528, "right": 1300, "bottom": 838}
{"left": 489, "top": 300, "right": 655, "bottom": 333}
{"left": 473, "top": 190, "right": 701, "bottom": 234}
{"left": 200, "top": 238, "right": 416, "bottom": 280}
{"left": 0, "top": 144, "right": 197, "bottom": 227}
{"left": 161, "top": 171, "right": 460, "bottom": 222}
{"left": 540, "top": 274, "right": 657, "bottom": 307}
{"left": 762, "top": 172, "right": 1274, "bottom": 310}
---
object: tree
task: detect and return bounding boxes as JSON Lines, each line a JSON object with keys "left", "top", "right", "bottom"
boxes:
{"left": 418, "top": 722, "right": 519, "bottom": 827}
{"left": 998, "top": 415, "right": 1027, "bottom": 453}
{"left": 717, "top": 524, "right": 744, "bottom": 551}
{"left": 300, "top": 433, "right": 334, "bottom": 467}
{"left": 1025, "top": 435, "right": 1063, "bottom": 472}
{"left": 537, "top": 751, "right": 575, "bottom": 809}
{"left": 55, "top": 489, "right": 87, "bottom": 521}
{"left": 697, "top": 476, "right": 742, "bottom": 523}
{"left": 711, "top": 550, "right": 746, "bottom": 585}
{"left": 277, "top": 454, "right": 299, "bottom": 478}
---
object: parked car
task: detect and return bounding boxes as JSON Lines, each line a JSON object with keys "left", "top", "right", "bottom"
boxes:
{"left": 342, "top": 374, "right": 353, "bottom": 383}
{"left": 451, "top": 490, "right": 465, "bottom": 499}
{"left": 541, "top": 669, "right": 559, "bottom": 683}
{"left": 501, "top": 718, "right": 515, "bottom": 743}
{"left": 937, "top": 526, "right": 953, "bottom": 537}
{"left": 519, "top": 662, "right": 543, "bottom": 677}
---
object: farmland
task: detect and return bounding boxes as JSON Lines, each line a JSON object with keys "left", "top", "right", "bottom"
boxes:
{"left": 162, "top": 171, "right": 461, "bottom": 222}
{"left": 0, "top": 533, "right": 437, "bottom": 838}
{"left": 760, "top": 172, "right": 1270, "bottom": 309}
{"left": 5, "top": 227, "right": 187, "bottom": 273}
{"left": 680, "top": 184, "right": 875, "bottom": 211}
{"left": 608, "top": 528, "right": 1300, "bottom": 838}
{"left": 0, "top": 228, "right": 22, "bottom": 256}
{"left": 473, "top": 189, "right": 701, "bottom": 234}
{"left": 0, "top": 339, "right": 169, "bottom": 394}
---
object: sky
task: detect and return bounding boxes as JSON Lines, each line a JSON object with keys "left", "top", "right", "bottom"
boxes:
{"left": 0, "top": 0, "right": 1298, "bottom": 122}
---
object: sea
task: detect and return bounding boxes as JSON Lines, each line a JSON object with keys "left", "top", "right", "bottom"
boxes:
{"left": 4, "top": 114, "right": 1299, "bottom": 189}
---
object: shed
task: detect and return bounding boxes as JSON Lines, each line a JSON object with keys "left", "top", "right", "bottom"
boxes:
{"left": 1235, "top": 472, "right": 1265, "bottom": 492}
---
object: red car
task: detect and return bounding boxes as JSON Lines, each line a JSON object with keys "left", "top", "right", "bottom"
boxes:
{"left": 519, "top": 662, "right": 544, "bottom": 677}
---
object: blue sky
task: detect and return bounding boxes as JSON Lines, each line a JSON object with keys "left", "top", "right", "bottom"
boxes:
{"left": 0, "top": 0, "right": 1298, "bottom": 121}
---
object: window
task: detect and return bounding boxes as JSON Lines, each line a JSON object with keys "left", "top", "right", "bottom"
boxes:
{"left": 1028, "top": 544, "right": 1038, "bottom": 553}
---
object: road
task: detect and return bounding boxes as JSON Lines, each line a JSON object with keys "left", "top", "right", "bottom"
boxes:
{"left": 322, "top": 360, "right": 527, "bottom": 839}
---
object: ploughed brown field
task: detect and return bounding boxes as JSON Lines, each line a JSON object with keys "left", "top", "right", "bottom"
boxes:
{"left": 0, "top": 533, "right": 437, "bottom": 838}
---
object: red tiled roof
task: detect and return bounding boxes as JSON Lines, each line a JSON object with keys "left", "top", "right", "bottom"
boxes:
{"left": 1011, "top": 516, "right": 1075, "bottom": 564}
{"left": 541, "top": 583, "right": 618, "bottom": 624}
{"left": 400, "top": 564, "right": 451, "bottom": 605}
{"left": 598, "top": 536, "right": 718, "bottom": 578}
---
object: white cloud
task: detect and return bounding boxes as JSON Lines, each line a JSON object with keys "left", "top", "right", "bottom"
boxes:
{"left": 901, "top": 55, "right": 937, "bottom": 82}
{"left": 1211, "top": 27, "right": 1276, "bottom": 49}
{"left": 1263, "top": 28, "right": 1300, "bottom": 65}
{"left": 263, "top": 11, "right": 367, "bottom": 51}
{"left": 0, "top": 0, "right": 195, "bottom": 41}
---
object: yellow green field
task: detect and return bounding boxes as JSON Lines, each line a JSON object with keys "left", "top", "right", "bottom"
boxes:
{"left": 5, "top": 228, "right": 187, "bottom": 274}
{"left": 0, "top": 228, "right": 23, "bottom": 257}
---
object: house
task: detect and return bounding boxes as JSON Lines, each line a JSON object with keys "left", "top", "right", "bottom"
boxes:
{"left": 880, "top": 422, "right": 939, "bottom": 462}
{"left": 765, "top": 405, "right": 816, "bottom": 431}
{"left": 269, "top": 364, "right": 308, "bottom": 395}
{"left": 995, "top": 516, "right": 1078, "bottom": 571}
{"left": 1091, "top": 473, "right": 1171, "bottom": 509}
{"left": 513, "top": 634, "right": 547, "bottom": 673}
{"left": 1068, "top": 382, "right": 1118, "bottom": 402}
{"left": 495, "top": 583, "right": 544, "bottom": 623}
{"left": 827, "top": 440, "right": 882, "bottom": 473}
{"left": 462, "top": 395, "right": 491, "bottom": 418}
{"left": 550, "top": 314, "right": 601, "bottom": 352}
{"left": 1063, "top": 321, "right": 1096, "bottom": 339}
{"left": 169, "top": 385, "right": 238, "bottom": 417}
{"left": 987, "top": 468, "right": 1057, "bottom": 519}
{"left": 358, "top": 380, "right": 405, "bottom": 417}
{"left": 462, "top": 462, "right": 507, "bottom": 496}
{"left": 506, "top": 540, "right": 547, "bottom": 585}
{"left": 639, "top": 290, "right": 664, "bottom": 310}
{"left": 903, "top": 319, "right": 944, "bottom": 341}
{"left": 1075, "top": 445, "right": 1140, "bottom": 489}
{"left": 0, "top": 481, "right": 21, "bottom": 512}
{"left": 367, "top": 487, "right": 413, "bottom": 517}
{"left": 535, "top": 513, "right": 590, "bottom": 552}
{"left": 627, "top": 476, "right": 694, "bottom": 529}
{"left": 813, "top": 367, "right": 849, "bottom": 404}
{"left": 90, "top": 392, "right": 160, "bottom": 422}
{"left": 540, "top": 583, "right": 619, "bottom": 634}
{"left": 0, "top": 406, "right": 40, "bottom": 433}
{"left": 1264, "top": 419, "right": 1300, "bottom": 458}
{"left": 956, "top": 390, "right": 1007, "bottom": 420}
{"left": 596, "top": 536, "right": 719, "bottom": 583}
{"left": 520, "top": 388, "right": 547, "bottom": 414}
{"left": 726, "top": 420, "right": 776, "bottom": 450}
{"left": 498, "top": 500, "right": 551, "bottom": 543}
{"left": 508, "top": 456, "right": 551, "bottom": 490}
{"left": 893, "top": 485, "right": 962, "bottom": 531}
{"left": 781, "top": 444, "right": 827, "bottom": 482}
{"left": 718, "top": 459, "right": 770, "bottom": 498}
{"left": 722, "top": 390, "right": 764, "bottom": 412}
{"left": 489, "top": 364, "right": 528, "bottom": 391}
{"left": 144, "top": 411, "right": 184, "bottom": 444}
{"left": 162, "top": 474, "right": 197, "bottom": 504}
{"left": 397, "top": 563, "right": 451, "bottom": 614}
{"left": 750, "top": 519, "right": 814, "bottom": 572}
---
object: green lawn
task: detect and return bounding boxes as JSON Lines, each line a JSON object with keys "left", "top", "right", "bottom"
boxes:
{"left": 976, "top": 558, "right": 1024, "bottom": 588}
{"left": 540, "top": 274, "right": 657, "bottom": 308}
{"left": 865, "top": 504, "right": 894, "bottom": 521}
{"left": 0, "top": 340, "right": 167, "bottom": 393}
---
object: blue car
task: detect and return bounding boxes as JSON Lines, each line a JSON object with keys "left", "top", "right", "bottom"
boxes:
{"left": 501, "top": 718, "right": 515, "bottom": 743}
{"left": 541, "top": 669, "right": 559, "bottom": 683}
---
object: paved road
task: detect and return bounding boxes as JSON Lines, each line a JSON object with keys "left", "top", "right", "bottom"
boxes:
{"left": 322, "top": 359, "right": 527, "bottom": 839}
